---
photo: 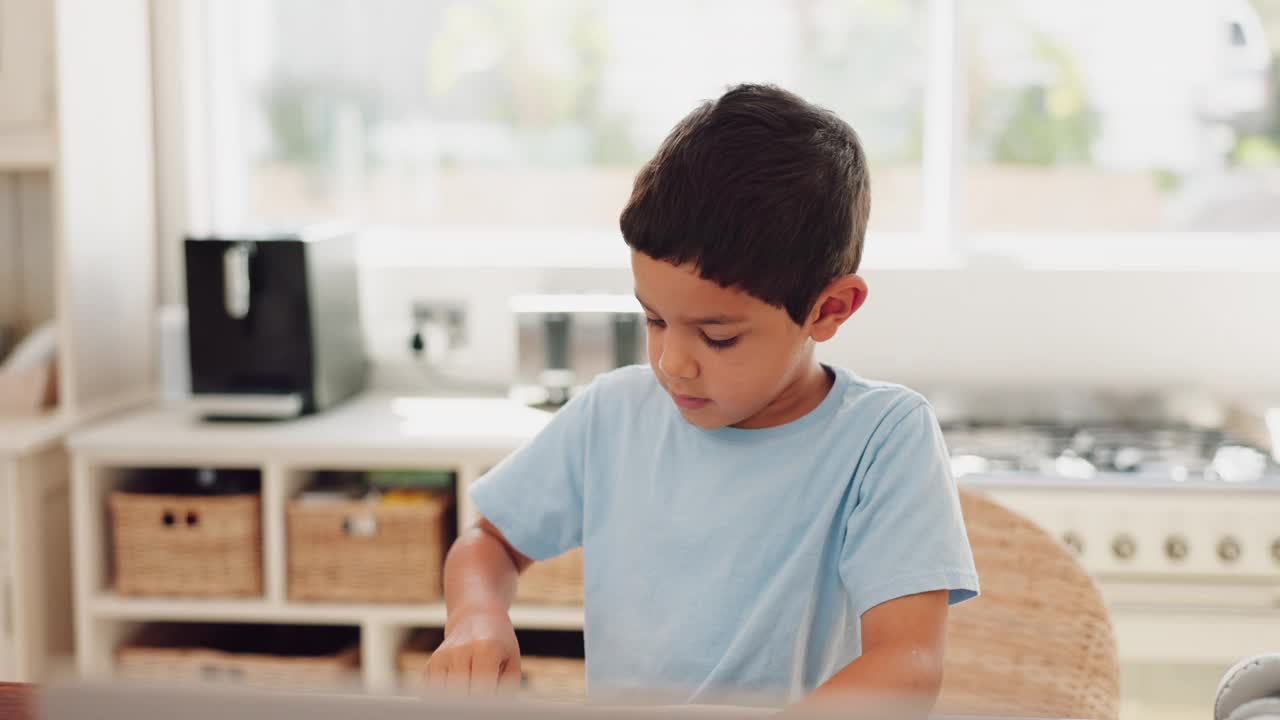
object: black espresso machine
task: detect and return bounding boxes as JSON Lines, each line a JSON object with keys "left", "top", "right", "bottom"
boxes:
{"left": 184, "top": 227, "right": 368, "bottom": 419}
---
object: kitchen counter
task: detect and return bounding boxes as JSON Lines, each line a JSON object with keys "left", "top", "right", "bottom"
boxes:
{"left": 67, "top": 393, "right": 552, "bottom": 464}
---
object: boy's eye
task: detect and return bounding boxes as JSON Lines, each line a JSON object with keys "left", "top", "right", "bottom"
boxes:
{"left": 702, "top": 334, "right": 739, "bottom": 350}
{"left": 645, "top": 316, "right": 736, "bottom": 349}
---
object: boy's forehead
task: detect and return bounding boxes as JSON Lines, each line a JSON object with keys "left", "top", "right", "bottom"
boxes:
{"left": 631, "top": 251, "right": 765, "bottom": 318}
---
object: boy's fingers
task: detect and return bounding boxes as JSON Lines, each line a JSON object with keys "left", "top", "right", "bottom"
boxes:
{"left": 424, "top": 656, "right": 449, "bottom": 692}
{"left": 498, "top": 657, "right": 522, "bottom": 695}
{"left": 470, "top": 654, "right": 502, "bottom": 695}
{"left": 445, "top": 656, "right": 472, "bottom": 695}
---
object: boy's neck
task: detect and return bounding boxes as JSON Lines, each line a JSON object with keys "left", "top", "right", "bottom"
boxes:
{"left": 731, "top": 359, "right": 835, "bottom": 430}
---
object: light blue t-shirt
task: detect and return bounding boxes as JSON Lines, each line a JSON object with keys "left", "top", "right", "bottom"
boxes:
{"left": 470, "top": 365, "right": 979, "bottom": 705}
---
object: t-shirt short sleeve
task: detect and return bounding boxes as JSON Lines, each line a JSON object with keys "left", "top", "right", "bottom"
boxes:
{"left": 467, "top": 383, "right": 596, "bottom": 562}
{"left": 839, "top": 400, "right": 980, "bottom": 617}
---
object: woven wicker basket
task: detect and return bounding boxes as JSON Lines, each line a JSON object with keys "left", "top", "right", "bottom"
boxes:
{"left": 110, "top": 492, "right": 262, "bottom": 597}
{"left": 287, "top": 495, "right": 452, "bottom": 603}
{"left": 516, "top": 547, "right": 583, "bottom": 606}
{"left": 116, "top": 624, "right": 360, "bottom": 690}
{"left": 397, "top": 630, "right": 586, "bottom": 699}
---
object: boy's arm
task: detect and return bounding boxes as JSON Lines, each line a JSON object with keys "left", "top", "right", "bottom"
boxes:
{"left": 795, "top": 590, "right": 949, "bottom": 717}
{"left": 444, "top": 517, "right": 535, "bottom": 614}
{"left": 427, "top": 518, "right": 535, "bottom": 695}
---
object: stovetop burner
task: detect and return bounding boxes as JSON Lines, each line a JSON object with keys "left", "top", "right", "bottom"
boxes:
{"left": 941, "top": 423, "right": 1280, "bottom": 484}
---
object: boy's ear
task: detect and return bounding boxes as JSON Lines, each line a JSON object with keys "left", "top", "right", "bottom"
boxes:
{"left": 808, "top": 275, "right": 868, "bottom": 342}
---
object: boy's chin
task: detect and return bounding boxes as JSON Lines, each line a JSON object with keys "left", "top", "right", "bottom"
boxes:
{"left": 675, "top": 406, "right": 719, "bottom": 428}
{"left": 676, "top": 405, "right": 738, "bottom": 430}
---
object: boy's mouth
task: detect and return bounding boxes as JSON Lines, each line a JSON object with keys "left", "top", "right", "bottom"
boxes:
{"left": 671, "top": 393, "right": 710, "bottom": 410}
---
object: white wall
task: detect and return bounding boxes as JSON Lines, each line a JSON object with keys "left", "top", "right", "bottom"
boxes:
{"left": 357, "top": 262, "right": 1280, "bottom": 404}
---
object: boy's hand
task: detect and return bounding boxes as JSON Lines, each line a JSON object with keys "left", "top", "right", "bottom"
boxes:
{"left": 426, "top": 607, "right": 522, "bottom": 696}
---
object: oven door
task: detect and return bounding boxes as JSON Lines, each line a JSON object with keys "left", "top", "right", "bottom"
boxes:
{"left": 975, "top": 483, "right": 1280, "bottom": 720}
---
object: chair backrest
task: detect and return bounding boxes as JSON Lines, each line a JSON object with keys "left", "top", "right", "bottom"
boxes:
{"left": 936, "top": 489, "right": 1120, "bottom": 720}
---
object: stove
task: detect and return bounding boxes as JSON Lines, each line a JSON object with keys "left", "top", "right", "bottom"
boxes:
{"left": 939, "top": 419, "right": 1280, "bottom": 669}
{"left": 945, "top": 423, "right": 1280, "bottom": 488}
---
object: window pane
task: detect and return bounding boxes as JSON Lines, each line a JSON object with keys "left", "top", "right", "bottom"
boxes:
{"left": 233, "top": 0, "right": 926, "bottom": 233}
{"left": 964, "top": 0, "right": 1280, "bottom": 231}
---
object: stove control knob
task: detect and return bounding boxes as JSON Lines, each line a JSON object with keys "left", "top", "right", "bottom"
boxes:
{"left": 1062, "top": 531, "right": 1085, "bottom": 556}
{"left": 1164, "top": 535, "right": 1189, "bottom": 562}
{"left": 1218, "top": 537, "right": 1243, "bottom": 564}
{"left": 1112, "top": 534, "right": 1137, "bottom": 561}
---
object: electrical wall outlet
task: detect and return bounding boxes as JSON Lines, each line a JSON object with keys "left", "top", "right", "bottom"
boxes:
{"left": 410, "top": 300, "right": 468, "bottom": 348}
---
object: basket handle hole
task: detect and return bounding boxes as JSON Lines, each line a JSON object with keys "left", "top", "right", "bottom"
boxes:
{"left": 162, "top": 511, "right": 176, "bottom": 527}
{"left": 186, "top": 511, "right": 199, "bottom": 527}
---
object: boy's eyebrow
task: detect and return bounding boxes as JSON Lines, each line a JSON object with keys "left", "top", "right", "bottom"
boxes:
{"left": 634, "top": 293, "right": 748, "bottom": 325}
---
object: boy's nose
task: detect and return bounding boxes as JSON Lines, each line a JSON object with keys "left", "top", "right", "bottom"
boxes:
{"left": 658, "top": 339, "right": 698, "bottom": 380}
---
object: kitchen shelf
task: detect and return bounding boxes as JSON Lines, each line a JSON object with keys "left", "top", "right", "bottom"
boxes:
{"left": 0, "top": 391, "right": 152, "bottom": 455}
{"left": 0, "top": 131, "right": 56, "bottom": 170}
{"left": 86, "top": 594, "right": 435, "bottom": 625}
{"left": 0, "top": 413, "right": 74, "bottom": 455}
{"left": 66, "top": 396, "right": 580, "bottom": 689}
{"left": 507, "top": 605, "right": 586, "bottom": 630}
{"left": 88, "top": 593, "right": 583, "bottom": 630}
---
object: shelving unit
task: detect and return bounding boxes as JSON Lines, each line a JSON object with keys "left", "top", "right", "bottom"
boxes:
{"left": 0, "top": 0, "right": 156, "bottom": 422}
{"left": 66, "top": 394, "right": 573, "bottom": 692}
{"left": 0, "top": 0, "right": 157, "bottom": 682}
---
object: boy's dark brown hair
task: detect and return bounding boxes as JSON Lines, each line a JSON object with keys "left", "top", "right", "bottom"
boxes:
{"left": 620, "top": 84, "right": 870, "bottom": 325}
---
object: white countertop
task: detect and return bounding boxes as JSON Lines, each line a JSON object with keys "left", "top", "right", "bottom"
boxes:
{"left": 67, "top": 393, "right": 552, "bottom": 463}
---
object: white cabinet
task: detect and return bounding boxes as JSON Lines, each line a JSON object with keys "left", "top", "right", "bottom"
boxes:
{"left": 0, "top": 0, "right": 55, "bottom": 168}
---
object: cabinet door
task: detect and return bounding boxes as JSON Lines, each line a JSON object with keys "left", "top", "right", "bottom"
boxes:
{"left": 0, "top": 0, "right": 54, "bottom": 131}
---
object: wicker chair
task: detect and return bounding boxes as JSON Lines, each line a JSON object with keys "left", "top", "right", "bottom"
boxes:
{"left": 936, "top": 489, "right": 1121, "bottom": 720}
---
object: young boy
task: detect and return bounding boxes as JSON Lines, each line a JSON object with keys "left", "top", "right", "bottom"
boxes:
{"left": 425, "top": 84, "right": 979, "bottom": 709}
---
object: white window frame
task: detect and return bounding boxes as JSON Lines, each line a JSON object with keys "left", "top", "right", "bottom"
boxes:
{"left": 152, "top": 0, "right": 1280, "bottom": 278}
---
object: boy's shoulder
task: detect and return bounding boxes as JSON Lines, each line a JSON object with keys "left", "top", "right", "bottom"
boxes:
{"left": 829, "top": 366, "right": 932, "bottom": 426}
